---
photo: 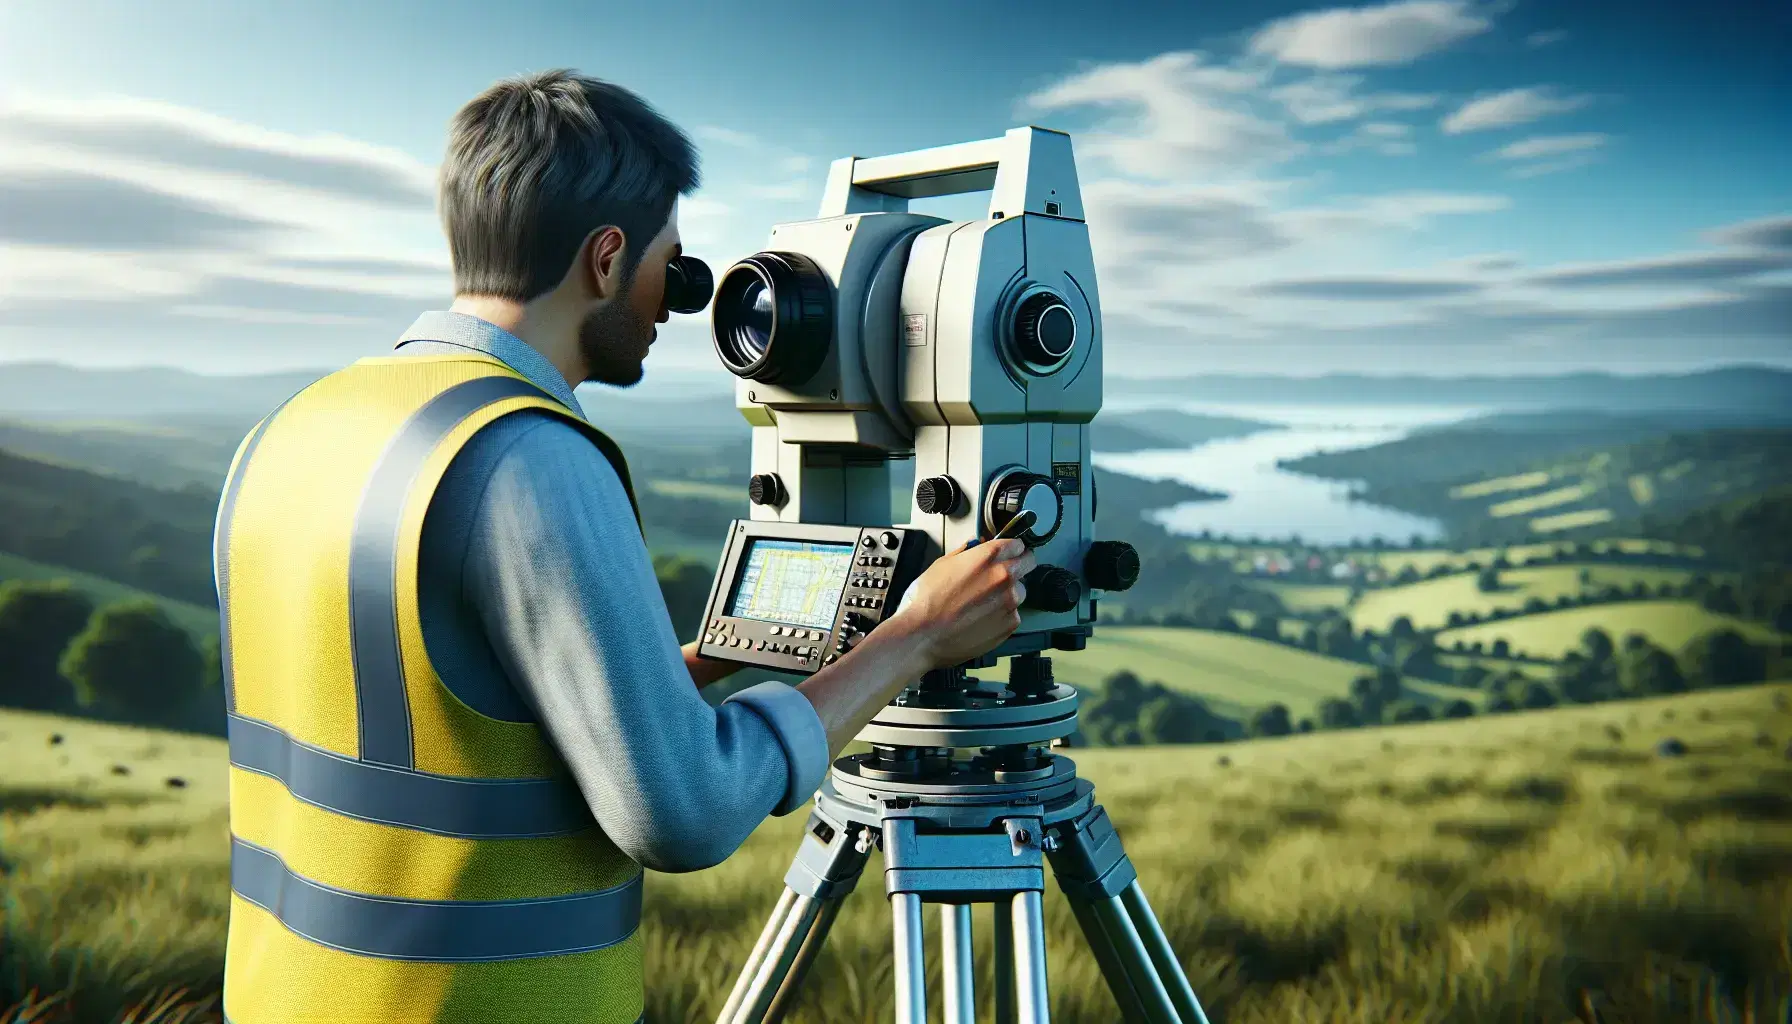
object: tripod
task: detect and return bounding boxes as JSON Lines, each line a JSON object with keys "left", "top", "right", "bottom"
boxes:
{"left": 714, "top": 656, "right": 1212, "bottom": 1024}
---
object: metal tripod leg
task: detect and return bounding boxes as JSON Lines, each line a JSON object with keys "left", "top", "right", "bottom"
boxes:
{"left": 1121, "top": 881, "right": 1211, "bottom": 1024}
{"left": 1012, "top": 890, "right": 1052, "bottom": 1024}
{"left": 993, "top": 900, "right": 1016, "bottom": 1024}
{"left": 716, "top": 813, "right": 873, "bottom": 1024}
{"left": 942, "top": 905, "right": 975, "bottom": 1024}
{"left": 1046, "top": 804, "right": 1212, "bottom": 1024}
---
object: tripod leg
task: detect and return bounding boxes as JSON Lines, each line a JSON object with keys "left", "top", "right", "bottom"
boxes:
{"left": 728, "top": 892, "right": 828, "bottom": 1024}
{"left": 942, "top": 904, "right": 975, "bottom": 1024}
{"left": 1089, "top": 895, "right": 1180, "bottom": 1024}
{"left": 1058, "top": 887, "right": 1153, "bottom": 1024}
{"left": 892, "top": 892, "right": 928, "bottom": 1024}
{"left": 993, "top": 901, "right": 1016, "bottom": 1024}
{"left": 717, "top": 887, "right": 799, "bottom": 1024}
{"left": 1012, "top": 891, "right": 1051, "bottom": 1024}
{"left": 761, "top": 893, "right": 850, "bottom": 1023}
{"left": 1120, "top": 881, "right": 1212, "bottom": 1024}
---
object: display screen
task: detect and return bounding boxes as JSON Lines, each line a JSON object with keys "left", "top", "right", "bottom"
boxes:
{"left": 728, "top": 539, "right": 854, "bottom": 630}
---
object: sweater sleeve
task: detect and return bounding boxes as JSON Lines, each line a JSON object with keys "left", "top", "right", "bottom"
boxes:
{"left": 458, "top": 415, "right": 830, "bottom": 872}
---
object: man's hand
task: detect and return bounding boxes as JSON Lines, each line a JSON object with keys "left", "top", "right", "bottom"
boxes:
{"left": 889, "top": 539, "right": 1037, "bottom": 669}
{"left": 795, "top": 538, "right": 1037, "bottom": 760}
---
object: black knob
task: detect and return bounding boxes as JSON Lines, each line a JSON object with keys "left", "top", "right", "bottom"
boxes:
{"left": 1084, "top": 541, "right": 1140, "bottom": 592}
{"left": 748, "top": 473, "right": 786, "bottom": 507}
{"left": 989, "top": 471, "right": 1062, "bottom": 546}
{"left": 915, "top": 476, "right": 963, "bottom": 516}
{"left": 1014, "top": 292, "right": 1076, "bottom": 368}
{"left": 881, "top": 530, "right": 900, "bottom": 549}
{"left": 1022, "top": 565, "right": 1081, "bottom": 613}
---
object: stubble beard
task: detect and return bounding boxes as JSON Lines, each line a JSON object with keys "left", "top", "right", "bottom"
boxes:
{"left": 576, "top": 277, "right": 656, "bottom": 388}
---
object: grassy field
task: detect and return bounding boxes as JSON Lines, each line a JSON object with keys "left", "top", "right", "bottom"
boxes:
{"left": 4, "top": 685, "right": 1790, "bottom": 1022}
{"left": 1436, "top": 600, "right": 1788, "bottom": 660}
{"left": 0, "top": 551, "right": 218, "bottom": 639}
{"left": 1348, "top": 564, "right": 1707, "bottom": 634}
{"left": 1244, "top": 580, "right": 1353, "bottom": 613}
{"left": 1053, "top": 626, "right": 1473, "bottom": 720}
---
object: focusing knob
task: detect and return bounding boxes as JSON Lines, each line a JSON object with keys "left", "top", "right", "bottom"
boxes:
{"left": 1014, "top": 292, "right": 1077, "bottom": 369}
{"left": 986, "top": 470, "right": 1063, "bottom": 546}
{"left": 1022, "top": 565, "right": 1082, "bottom": 614}
{"left": 1084, "top": 540, "right": 1140, "bottom": 592}
{"left": 915, "top": 476, "right": 963, "bottom": 516}
{"left": 748, "top": 473, "right": 786, "bottom": 508}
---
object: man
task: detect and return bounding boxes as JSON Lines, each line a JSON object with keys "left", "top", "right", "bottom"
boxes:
{"left": 214, "top": 70, "right": 1034, "bottom": 1023}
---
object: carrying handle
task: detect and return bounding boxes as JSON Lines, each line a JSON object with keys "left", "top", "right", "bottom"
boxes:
{"left": 817, "top": 126, "right": 1084, "bottom": 223}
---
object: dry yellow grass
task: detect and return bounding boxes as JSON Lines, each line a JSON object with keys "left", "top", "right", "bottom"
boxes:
{"left": 4, "top": 685, "right": 1791, "bottom": 1023}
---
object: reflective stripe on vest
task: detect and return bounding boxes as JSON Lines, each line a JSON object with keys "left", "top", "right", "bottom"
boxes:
{"left": 230, "top": 836, "right": 643, "bottom": 961}
{"left": 217, "top": 366, "right": 642, "bottom": 964}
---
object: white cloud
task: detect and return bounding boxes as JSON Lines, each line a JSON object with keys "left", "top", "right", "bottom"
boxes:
{"left": 1022, "top": 51, "right": 1297, "bottom": 176}
{"left": 1489, "top": 133, "right": 1609, "bottom": 161}
{"left": 1249, "top": 0, "right": 1492, "bottom": 68}
{"left": 1321, "top": 120, "right": 1419, "bottom": 156}
{"left": 1268, "top": 74, "right": 1439, "bottom": 125}
{"left": 1526, "top": 29, "right": 1570, "bottom": 48}
{"left": 1441, "top": 86, "right": 1593, "bottom": 133}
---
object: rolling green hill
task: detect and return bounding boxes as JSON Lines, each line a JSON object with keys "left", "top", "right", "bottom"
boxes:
{"left": 1283, "top": 423, "right": 1792, "bottom": 552}
{"left": 0, "top": 551, "right": 218, "bottom": 639}
{"left": 1054, "top": 626, "right": 1474, "bottom": 720}
{"left": 1348, "top": 564, "right": 1710, "bottom": 633}
{"left": 1435, "top": 599, "right": 1786, "bottom": 659}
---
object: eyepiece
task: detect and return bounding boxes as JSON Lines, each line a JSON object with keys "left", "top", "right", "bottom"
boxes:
{"left": 712, "top": 251, "right": 832, "bottom": 386}
{"left": 665, "top": 255, "right": 713, "bottom": 315}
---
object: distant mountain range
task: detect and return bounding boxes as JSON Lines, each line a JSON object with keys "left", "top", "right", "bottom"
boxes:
{"left": 5, "top": 362, "right": 1790, "bottom": 428}
{"left": 1109, "top": 366, "right": 1792, "bottom": 415}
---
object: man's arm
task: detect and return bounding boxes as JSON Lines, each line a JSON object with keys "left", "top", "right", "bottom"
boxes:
{"left": 459, "top": 415, "right": 829, "bottom": 873}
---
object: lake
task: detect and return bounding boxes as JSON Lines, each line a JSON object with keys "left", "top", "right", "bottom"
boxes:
{"left": 1094, "top": 402, "right": 1486, "bottom": 547}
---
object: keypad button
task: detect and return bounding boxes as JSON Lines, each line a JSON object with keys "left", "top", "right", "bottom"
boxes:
{"left": 703, "top": 632, "right": 714, "bottom": 644}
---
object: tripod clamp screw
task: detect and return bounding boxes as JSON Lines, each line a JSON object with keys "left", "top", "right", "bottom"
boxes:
{"left": 854, "top": 829, "right": 877, "bottom": 854}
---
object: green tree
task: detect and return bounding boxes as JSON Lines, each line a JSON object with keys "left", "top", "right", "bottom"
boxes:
{"left": 1520, "top": 681, "right": 1558, "bottom": 710}
{"left": 1580, "top": 627, "right": 1615, "bottom": 666}
{"left": 1317, "top": 697, "right": 1359, "bottom": 729}
{"left": 59, "top": 600, "right": 204, "bottom": 725}
{"left": 1619, "top": 644, "right": 1687, "bottom": 697}
{"left": 1316, "top": 617, "right": 1357, "bottom": 659}
{"left": 1681, "top": 629, "right": 1767, "bottom": 689}
{"left": 1490, "top": 638, "right": 1511, "bottom": 658}
{"left": 1441, "top": 699, "right": 1475, "bottom": 719}
{"left": 1138, "top": 694, "right": 1216, "bottom": 744}
{"left": 1476, "top": 567, "right": 1502, "bottom": 593}
{"left": 1388, "top": 701, "right": 1433, "bottom": 724}
{"left": 0, "top": 580, "right": 94, "bottom": 712}
{"left": 1455, "top": 664, "right": 1491, "bottom": 690}
{"left": 1249, "top": 702, "right": 1293, "bottom": 738}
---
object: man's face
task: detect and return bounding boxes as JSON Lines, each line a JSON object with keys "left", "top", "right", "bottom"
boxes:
{"left": 578, "top": 205, "right": 680, "bottom": 387}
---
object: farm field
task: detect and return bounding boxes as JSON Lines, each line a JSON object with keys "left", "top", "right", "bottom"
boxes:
{"left": 1188, "top": 538, "right": 1701, "bottom": 577}
{"left": 1054, "top": 626, "right": 1473, "bottom": 720}
{"left": 0, "top": 551, "right": 218, "bottom": 640}
{"left": 1244, "top": 580, "right": 1353, "bottom": 613}
{"left": 1347, "top": 564, "right": 1707, "bottom": 633}
{"left": 1436, "top": 600, "right": 1787, "bottom": 660}
{"left": 4, "top": 685, "right": 1789, "bottom": 1022}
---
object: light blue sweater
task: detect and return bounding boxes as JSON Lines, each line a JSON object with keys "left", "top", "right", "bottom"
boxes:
{"left": 396, "top": 311, "right": 829, "bottom": 873}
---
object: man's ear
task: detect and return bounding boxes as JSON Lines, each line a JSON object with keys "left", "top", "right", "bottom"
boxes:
{"left": 583, "top": 225, "right": 629, "bottom": 300}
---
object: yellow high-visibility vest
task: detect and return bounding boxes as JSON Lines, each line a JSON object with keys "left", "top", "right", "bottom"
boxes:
{"left": 215, "top": 353, "right": 646, "bottom": 1024}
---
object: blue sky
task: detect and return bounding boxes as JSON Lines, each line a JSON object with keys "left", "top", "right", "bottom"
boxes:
{"left": 0, "top": 0, "right": 1786, "bottom": 382}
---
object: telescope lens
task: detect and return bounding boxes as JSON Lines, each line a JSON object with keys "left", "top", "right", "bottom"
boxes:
{"left": 712, "top": 252, "right": 832, "bottom": 386}
{"left": 736, "top": 279, "right": 775, "bottom": 361}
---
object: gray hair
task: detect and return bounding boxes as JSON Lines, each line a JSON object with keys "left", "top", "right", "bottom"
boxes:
{"left": 441, "top": 69, "right": 701, "bottom": 301}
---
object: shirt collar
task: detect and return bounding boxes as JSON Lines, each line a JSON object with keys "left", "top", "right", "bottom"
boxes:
{"left": 395, "top": 311, "right": 584, "bottom": 414}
